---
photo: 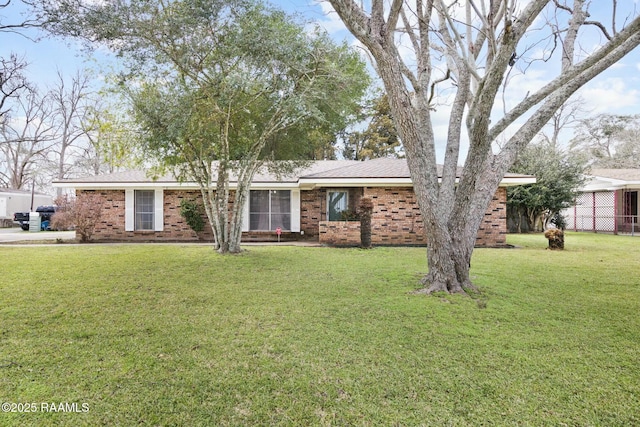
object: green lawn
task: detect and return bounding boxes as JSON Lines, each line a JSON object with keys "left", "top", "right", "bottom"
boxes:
{"left": 1, "top": 233, "right": 639, "bottom": 426}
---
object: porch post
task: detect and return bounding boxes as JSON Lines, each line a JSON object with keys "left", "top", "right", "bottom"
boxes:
{"left": 592, "top": 192, "right": 596, "bottom": 233}
{"left": 614, "top": 190, "right": 618, "bottom": 235}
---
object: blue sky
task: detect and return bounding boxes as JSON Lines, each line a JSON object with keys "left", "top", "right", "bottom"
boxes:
{"left": 2, "top": 1, "right": 640, "bottom": 149}
{"left": 0, "top": 1, "right": 346, "bottom": 88}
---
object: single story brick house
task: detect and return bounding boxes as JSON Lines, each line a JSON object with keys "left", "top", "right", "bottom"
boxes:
{"left": 53, "top": 158, "right": 534, "bottom": 246}
{"left": 562, "top": 169, "right": 640, "bottom": 234}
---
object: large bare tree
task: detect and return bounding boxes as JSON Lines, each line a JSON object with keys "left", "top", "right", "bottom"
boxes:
{"left": 326, "top": 0, "right": 640, "bottom": 293}
{"left": 0, "top": 54, "right": 30, "bottom": 121}
{"left": 0, "top": 88, "right": 56, "bottom": 189}
{"left": 46, "top": 70, "right": 95, "bottom": 195}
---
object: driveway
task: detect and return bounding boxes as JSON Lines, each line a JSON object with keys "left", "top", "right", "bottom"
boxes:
{"left": 0, "top": 227, "right": 76, "bottom": 243}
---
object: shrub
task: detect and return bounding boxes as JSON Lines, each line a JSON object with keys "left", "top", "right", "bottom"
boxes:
{"left": 51, "top": 193, "right": 104, "bottom": 243}
{"left": 358, "top": 197, "right": 373, "bottom": 249}
{"left": 180, "top": 198, "right": 205, "bottom": 233}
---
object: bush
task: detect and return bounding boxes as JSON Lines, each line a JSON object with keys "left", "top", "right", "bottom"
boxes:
{"left": 51, "top": 193, "right": 104, "bottom": 242}
{"left": 180, "top": 199, "right": 205, "bottom": 233}
{"left": 550, "top": 212, "right": 567, "bottom": 230}
{"left": 358, "top": 198, "right": 373, "bottom": 249}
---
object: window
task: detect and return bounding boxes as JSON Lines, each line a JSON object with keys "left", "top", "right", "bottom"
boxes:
{"left": 249, "top": 190, "right": 291, "bottom": 231}
{"left": 327, "top": 191, "right": 348, "bottom": 221}
{"left": 134, "top": 190, "right": 155, "bottom": 230}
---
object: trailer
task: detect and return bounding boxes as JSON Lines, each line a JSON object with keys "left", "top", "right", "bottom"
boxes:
{"left": 0, "top": 189, "right": 53, "bottom": 228}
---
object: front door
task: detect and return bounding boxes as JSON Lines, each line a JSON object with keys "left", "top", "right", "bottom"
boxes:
{"left": 623, "top": 191, "right": 638, "bottom": 230}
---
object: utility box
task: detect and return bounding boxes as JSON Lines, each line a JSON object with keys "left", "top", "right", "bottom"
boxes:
{"left": 29, "top": 212, "right": 41, "bottom": 232}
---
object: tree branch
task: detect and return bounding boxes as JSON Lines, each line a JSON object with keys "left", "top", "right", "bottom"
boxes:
{"left": 489, "top": 13, "right": 640, "bottom": 141}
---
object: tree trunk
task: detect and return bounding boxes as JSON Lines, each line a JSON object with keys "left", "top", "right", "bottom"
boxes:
{"left": 326, "top": 0, "right": 640, "bottom": 294}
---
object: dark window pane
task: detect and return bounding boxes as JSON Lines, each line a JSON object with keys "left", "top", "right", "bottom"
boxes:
{"left": 328, "top": 191, "right": 347, "bottom": 221}
{"left": 249, "top": 190, "right": 291, "bottom": 231}
{"left": 271, "top": 213, "right": 291, "bottom": 231}
{"left": 135, "top": 190, "right": 154, "bottom": 230}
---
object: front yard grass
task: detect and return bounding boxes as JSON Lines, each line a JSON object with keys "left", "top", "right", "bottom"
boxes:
{"left": 1, "top": 232, "right": 639, "bottom": 426}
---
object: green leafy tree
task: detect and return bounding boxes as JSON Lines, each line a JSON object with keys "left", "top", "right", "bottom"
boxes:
{"left": 342, "top": 94, "right": 402, "bottom": 160}
{"left": 508, "top": 142, "right": 587, "bottom": 232}
{"left": 79, "top": 104, "right": 139, "bottom": 175}
{"left": 41, "top": 0, "right": 369, "bottom": 253}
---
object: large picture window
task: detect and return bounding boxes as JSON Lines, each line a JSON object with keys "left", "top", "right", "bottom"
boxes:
{"left": 250, "top": 190, "right": 291, "bottom": 231}
{"left": 134, "top": 190, "right": 155, "bottom": 230}
{"left": 327, "top": 191, "right": 348, "bottom": 221}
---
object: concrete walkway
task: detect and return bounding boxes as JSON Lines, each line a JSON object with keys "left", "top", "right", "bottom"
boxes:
{"left": 0, "top": 227, "right": 76, "bottom": 243}
{"left": 0, "top": 227, "right": 322, "bottom": 246}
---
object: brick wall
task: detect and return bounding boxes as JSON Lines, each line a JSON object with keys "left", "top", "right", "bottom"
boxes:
{"left": 317, "top": 186, "right": 507, "bottom": 247}
{"left": 78, "top": 189, "right": 214, "bottom": 242}
{"left": 79, "top": 186, "right": 507, "bottom": 246}
{"left": 300, "top": 188, "right": 323, "bottom": 238}
{"left": 300, "top": 188, "right": 362, "bottom": 238}
{"left": 475, "top": 187, "right": 507, "bottom": 247}
{"left": 365, "top": 187, "right": 426, "bottom": 245}
{"left": 318, "top": 221, "right": 361, "bottom": 245}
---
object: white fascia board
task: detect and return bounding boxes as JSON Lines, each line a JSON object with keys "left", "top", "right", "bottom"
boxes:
{"left": 581, "top": 176, "right": 627, "bottom": 192}
{"left": 299, "top": 177, "right": 535, "bottom": 189}
{"left": 498, "top": 177, "right": 537, "bottom": 186}
{"left": 247, "top": 183, "right": 299, "bottom": 190}
{"left": 54, "top": 176, "right": 535, "bottom": 191}
{"left": 299, "top": 178, "right": 414, "bottom": 189}
{"left": 585, "top": 175, "right": 640, "bottom": 191}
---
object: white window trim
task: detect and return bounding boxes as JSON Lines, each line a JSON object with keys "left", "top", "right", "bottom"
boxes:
{"left": 154, "top": 189, "right": 164, "bottom": 231}
{"left": 291, "top": 189, "right": 300, "bottom": 232}
{"left": 125, "top": 189, "right": 134, "bottom": 231}
{"left": 247, "top": 189, "right": 295, "bottom": 232}
{"left": 125, "top": 189, "right": 164, "bottom": 232}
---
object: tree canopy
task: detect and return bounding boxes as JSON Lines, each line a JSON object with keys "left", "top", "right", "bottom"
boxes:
{"left": 570, "top": 114, "right": 640, "bottom": 168}
{"left": 342, "top": 94, "right": 403, "bottom": 160}
{"left": 40, "top": 0, "right": 370, "bottom": 252}
{"left": 508, "top": 141, "right": 587, "bottom": 232}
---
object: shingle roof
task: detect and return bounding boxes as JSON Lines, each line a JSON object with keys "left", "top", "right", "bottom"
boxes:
{"left": 589, "top": 169, "right": 640, "bottom": 182}
{"left": 56, "top": 161, "right": 362, "bottom": 184}
{"left": 53, "top": 159, "right": 534, "bottom": 186}
{"left": 55, "top": 170, "right": 166, "bottom": 183}
{"left": 303, "top": 158, "right": 532, "bottom": 180}
{"left": 303, "top": 158, "right": 411, "bottom": 178}
{"left": 252, "top": 161, "right": 360, "bottom": 182}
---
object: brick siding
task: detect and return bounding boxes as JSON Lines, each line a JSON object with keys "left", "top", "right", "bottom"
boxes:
{"left": 78, "top": 189, "right": 214, "bottom": 242}
{"left": 319, "top": 186, "right": 507, "bottom": 247}
{"left": 79, "top": 186, "right": 507, "bottom": 246}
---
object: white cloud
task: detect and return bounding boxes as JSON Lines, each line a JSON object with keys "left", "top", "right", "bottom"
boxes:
{"left": 312, "top": 0, "right": 351, "bottom": 35}
{"left": 578, "top": 77, "right": 640, "bottom": 114}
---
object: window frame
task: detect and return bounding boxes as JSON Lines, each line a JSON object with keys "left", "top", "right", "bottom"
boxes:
{"left": 249, "top": 190, "right": 291, "bottom": 231}
{"left": 134, "top": 189, "right": 155, "bottom": 231}
{"left": 327, "top": 190, "right": 349, "bottom": 221}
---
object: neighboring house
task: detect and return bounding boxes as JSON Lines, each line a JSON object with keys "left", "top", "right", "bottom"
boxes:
{"left": 52, "top": 158, "right": 534, "bottom": 246}
{"left": 0, "top": 188, "right": 53, "bottom": 228}
{"left": 562, "top": 169, "right": 640, "bottom": 234}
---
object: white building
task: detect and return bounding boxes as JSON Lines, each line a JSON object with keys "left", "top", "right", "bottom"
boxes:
{"left": 563, "top": 169, "right": 640, "bottom": 234}
{"left": 0, "top": 189, "right": 53, "bottom": 227}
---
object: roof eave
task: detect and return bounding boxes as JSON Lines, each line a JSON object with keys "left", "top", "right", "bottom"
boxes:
{"left": 53, "top": 176, "right": 535, "bottom": 190}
